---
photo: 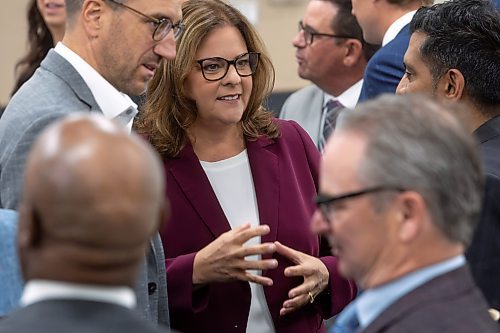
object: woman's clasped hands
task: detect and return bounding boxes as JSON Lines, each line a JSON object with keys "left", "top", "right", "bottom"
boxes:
{"left": 192, "top": 224, "right": 329, "bottom": 315}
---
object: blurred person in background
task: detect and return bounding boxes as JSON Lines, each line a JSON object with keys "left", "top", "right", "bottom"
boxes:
{"left": 353, "top": 0, "right": 433, "bottom": 102}
{"left": 280, "top": 0, "right": 378, "bottom": 151}
{"left": 12, "top": 0, "right": 66, "bottom": 95}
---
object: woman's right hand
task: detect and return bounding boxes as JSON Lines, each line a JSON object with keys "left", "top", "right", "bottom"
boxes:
{"left": 193, "top": 224, "right": 278, "bottom": 286}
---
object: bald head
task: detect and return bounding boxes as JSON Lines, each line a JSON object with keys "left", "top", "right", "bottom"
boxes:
{"left": 18, "top": 114, "right": 167, "bottom": 287}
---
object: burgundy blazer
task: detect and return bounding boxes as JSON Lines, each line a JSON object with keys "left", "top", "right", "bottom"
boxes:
{"left": 160, "top": 119, "right": 356, "bottom": 333}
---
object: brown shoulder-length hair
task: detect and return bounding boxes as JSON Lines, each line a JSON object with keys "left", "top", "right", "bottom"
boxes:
{"left": 135, "top": 0, "right": 279, "bottom": 158}
{"left": 11, "top": 0, "right": 54, "bottom": 96}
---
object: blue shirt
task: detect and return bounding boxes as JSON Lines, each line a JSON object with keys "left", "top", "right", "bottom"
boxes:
{"left": 0, "top": 209, "right": 24, "bottom": 316}
{"left": 355, "top": 255, "right": 465, "bottom": 329}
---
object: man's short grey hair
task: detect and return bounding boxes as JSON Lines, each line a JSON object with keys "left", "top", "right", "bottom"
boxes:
{"left": 336, "top": 94, "right": 483, "bottom": 246}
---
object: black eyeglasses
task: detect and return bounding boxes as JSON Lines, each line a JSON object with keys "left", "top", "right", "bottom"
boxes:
{"left": 298, "top": 21, "right": 357, "bottom": 45}
{"left": 107, "top": 0, "right": 185, "bottom": 41}
{"left": 315, "top": 186, "right": 406, "bottom": 222}
{"left": 196, "top": 52, "right": 260, "bottom": 81}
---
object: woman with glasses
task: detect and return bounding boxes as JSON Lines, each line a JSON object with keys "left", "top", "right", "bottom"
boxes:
{"left": 136, "top": 1, "right": 356, "bottom": 332}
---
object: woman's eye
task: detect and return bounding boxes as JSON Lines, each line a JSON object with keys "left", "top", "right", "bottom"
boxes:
{"left": 203, "top": 63, "right": 221, "bottom": 72}
{"left": 236, "top": 59, "right": 249, "bottom": 67}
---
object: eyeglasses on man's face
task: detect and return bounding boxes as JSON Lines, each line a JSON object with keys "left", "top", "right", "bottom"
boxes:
{"left": 107, "top": 0, "right": 185, "bottom": 41}
{"left": 298, "top": 21, "right": 357, "bottom": 46}
{"left": 196, "top": 52, "right": 260, "bottom": 81}
{"left": 315, "top": 186, "right": 406, "bottom": 223}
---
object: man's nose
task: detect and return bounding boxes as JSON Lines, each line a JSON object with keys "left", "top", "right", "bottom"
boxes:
{"left": 154, "top": 33, "right": 177, "bottom": 60}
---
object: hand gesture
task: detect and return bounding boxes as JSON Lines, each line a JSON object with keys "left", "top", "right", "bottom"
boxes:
{"left": 275, "top": 241, "right": 329, "bottom": 316}
{"left": 193, "top": 224, "right": 278, "bottom": 286}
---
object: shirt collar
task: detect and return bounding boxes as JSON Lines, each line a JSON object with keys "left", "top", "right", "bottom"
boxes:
{"left": 21, "top": 280, "right": 137, "bottom": 309}
{"left": 355, "top": 255, "right": 465, "bottom": 328}
{"left": 322, "top": 79, "right": 363, "bottom": 109}
{"left": 382, "top": 10, "right": 416, "bottom": 46}
{"left": 54, "top": 42, "right": 137, "bottom": 131}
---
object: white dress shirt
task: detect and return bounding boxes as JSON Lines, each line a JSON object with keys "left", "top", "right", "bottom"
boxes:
{"left": 21, "top": 279, "right": 137, "bottom": 309}
{"left": 382, "top": 10, "right": 417, "bottom": 46}
{"left": 54, "top": 42, "right": 137, "bottom": 132}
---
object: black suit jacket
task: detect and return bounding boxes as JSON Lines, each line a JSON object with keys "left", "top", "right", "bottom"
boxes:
{"left": 0, "top": 300, "right": 169, "bottom": 333}
{"left": 467, "top": 115, "right": 500, "bottom": 310}
{"left": 360, "top": 266, "right": 497, "bottom": 333}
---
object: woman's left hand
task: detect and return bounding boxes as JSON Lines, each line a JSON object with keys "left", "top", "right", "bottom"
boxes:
{"left": 274, "top": 241, "right": 329, "bottom": 316}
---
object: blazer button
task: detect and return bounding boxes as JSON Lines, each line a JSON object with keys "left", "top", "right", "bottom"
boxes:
{"left": 148, "top": 282, "right": 157, "bottom": 295}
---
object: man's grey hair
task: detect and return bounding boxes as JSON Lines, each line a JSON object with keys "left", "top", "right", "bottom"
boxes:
{"left": 336, "top": 94, "right": 483, "bottom": 246}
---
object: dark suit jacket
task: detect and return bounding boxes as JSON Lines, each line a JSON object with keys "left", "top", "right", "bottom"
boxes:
{"left": 358, "top": 25, "right": 410, "bottom": 102}
{"left": 0, "top": 50, "right": 169, "bottom": 326}
{"left": 161, "top": 120, "right": 356, "bottom": 333}
{"left": 361, "top": 266, "right": 498, "bottom": 333}
{"left": 467, "top": 115, "right": 500, "bottom": 310}
{"left": 0, "top": 300, "right": 169, "bottom": 333}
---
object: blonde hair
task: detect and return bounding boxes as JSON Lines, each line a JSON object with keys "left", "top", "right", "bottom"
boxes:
{"left": 136, "top": 0, "right": 279, "bottom": 158}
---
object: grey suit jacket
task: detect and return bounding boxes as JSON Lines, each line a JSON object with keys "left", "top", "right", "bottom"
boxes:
{"left": 0, "top": 299, "right": 169, "bottom": 333}
{"left": 279, "top": 85, "right": 324, "bottom": 149}
{"left": 0, "top": 50, "right": 169, "bottom": 327}
{"left": 361, "top": 266, "right": 498, "bottom": 333}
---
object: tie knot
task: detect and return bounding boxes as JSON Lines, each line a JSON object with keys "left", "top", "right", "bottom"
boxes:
{"left": 326, "top": 99, "right": 343, "bottom": 111}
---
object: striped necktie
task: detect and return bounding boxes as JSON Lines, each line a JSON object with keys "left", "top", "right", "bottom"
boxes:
{"left": 319, "top": 99, "right": 344, "bottom": 152}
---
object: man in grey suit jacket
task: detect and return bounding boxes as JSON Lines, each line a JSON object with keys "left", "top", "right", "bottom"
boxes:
{"left": 313, "top": 95, "right": 497, "bottom": 332}
{"left": 0, "top": 0, "right": 184, "bottom": 326}
{"left": 0, "top": 209, "right": 23, "bottom": 317}
{"left": 0, "top": 115, "right": 169, "bottom": 333}
{"left": 280, "top": 0, "right": 378, "bottom": 149}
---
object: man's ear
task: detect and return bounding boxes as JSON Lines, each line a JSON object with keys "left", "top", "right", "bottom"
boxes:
{"left": 395, "top": 191, "right": 427, "bottom": 243}
{"left": 81, "top": 0, "right": 105, "bottom": 38}
{"left": 18, "top": 204, "right": 43, "bottom": 251}
{"left": 436, "top": 69, "right": 465, "bottom": 102}
{"left": 343, "top": 39, "right": 363, "bottom": 67}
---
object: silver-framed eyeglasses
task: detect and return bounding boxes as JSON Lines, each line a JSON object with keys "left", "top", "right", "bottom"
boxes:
{"left": 196, "top": 52, "right": 260, "bottom": 81}
{"left": 315, "top": 186, "right": 405, "bottom": 222}
{"left": 107, "top": 0, "right": 185, "bottom": 41}
{"left": 298, "top": 21, "right": 357, "bottom": 45}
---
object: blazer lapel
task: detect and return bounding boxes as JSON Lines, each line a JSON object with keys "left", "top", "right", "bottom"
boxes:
{"left": 168, "top": 143, "right": 230, "bottom": 238}
{"left": 362, "top": 266, "right": 472, "bottom": 333}
{"left": 41, "top": 50, "right": 101, "bottom": 111}
{"left": 474, "top": 115, "right": 500, "bottom": 144}
{"left": 246, "top": 136, "right": 280, "bottom": 247}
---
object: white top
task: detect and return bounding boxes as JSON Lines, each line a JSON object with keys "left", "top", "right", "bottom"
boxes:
{"left": 382, "top": 10, "right": 417, "bottom": 46}
{"left": 54, "top": 42, "right": 137, "bottom": 132}
{"left": 21, "top": 279, "right": 136, "bottom": 309}
{"left": 200, "top": 150, "right": 275, "bottom": 333}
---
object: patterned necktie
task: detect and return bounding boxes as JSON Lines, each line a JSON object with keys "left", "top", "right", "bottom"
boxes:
{"left": 330, "top": 302, "right": 360, "bottom": 333}
{"left": 319, "top": 99, "right": 344, "bottom": 152}
{"left": 114, "top": 106, "right": 138, "bottom": 127}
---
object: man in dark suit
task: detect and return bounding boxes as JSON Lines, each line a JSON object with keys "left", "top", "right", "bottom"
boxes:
{"left": 280, "top": 0, "right": 378, "bottom": 150}
{"left": 313, "top": 94, "right": 498, "bottom": 332}
{"left": 352, "top": 0, "right": 432, "bottom": 102}
{"left": 0, "top": 0, "right": 184, "bottom": 325}
{"left": 0, "top": 115, "right": 169, "bottom": 333}
{"left": 397, "top": 0, "right": 500, "bottom": 312}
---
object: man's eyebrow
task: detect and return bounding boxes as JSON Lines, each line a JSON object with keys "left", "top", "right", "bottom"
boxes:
{"left": 303, "top": 23, "right": 319, "bottom": 33}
